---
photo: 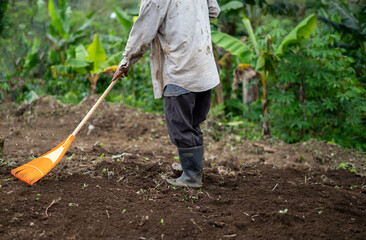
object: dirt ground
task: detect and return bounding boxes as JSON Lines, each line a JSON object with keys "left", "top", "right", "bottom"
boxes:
{"left": 0, "top": 96, "right": 365, "bottom": 239}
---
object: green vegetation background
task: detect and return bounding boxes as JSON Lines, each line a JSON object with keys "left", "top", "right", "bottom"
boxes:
{"left": 0, "top": 0, "right": 365, "bottom": 151}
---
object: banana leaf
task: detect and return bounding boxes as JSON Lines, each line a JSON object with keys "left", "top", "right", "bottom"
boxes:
{"left": 276, "top": 14, "right": 317, "bottom": 56}
{"left": 48, "top": 0, "right": 66, "bottom": 38}
{"left": 220, "top": 1, "right": 244, "bottom": 12}
{"left": 211, "top": 30, "right": 252, "bottom": 63}
{"left": 86, "top": 34, "right": 107, "bottom": 73}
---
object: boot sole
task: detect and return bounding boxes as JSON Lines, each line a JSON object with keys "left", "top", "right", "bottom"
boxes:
{"left": 166, "top": 178, "right": 202, "bottom": 188}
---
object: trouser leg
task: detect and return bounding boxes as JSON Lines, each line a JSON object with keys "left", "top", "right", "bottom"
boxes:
{"left": 164, "top": 90, "right": 211, "bottom": 148}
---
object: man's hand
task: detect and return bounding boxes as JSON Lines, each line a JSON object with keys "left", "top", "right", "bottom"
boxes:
{"left": 112, "top": 68, "right": 129, "bottom": 82}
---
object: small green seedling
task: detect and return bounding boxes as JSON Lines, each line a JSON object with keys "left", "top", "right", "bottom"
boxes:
{"left": 181, "top": 196, "right": 189, "bottom": 202}
{"left": 191, "top": 196, "right": 199, "bottom": 202}
{"left": 0, "top": 178, "right": 16, "bottom": 182}
{"left": 81, "top": 183, "right": 88, "bottom": 190}
{"left": 336, "top": 162, "right": 357, "bottom": 173}
{"left": 68, "top": 203, "right": 78, "bottom": 207}
{"left": 279, "top": 209, "right": 288, "bottom": 214}
{"left": 122, "top": 209, "right": 127, "bottom": 214}
{"left": 35, "top": 193, "right": 41, "bottom": 201}
{"left": 160, "top": 219, "right": 165, "bottom": 225}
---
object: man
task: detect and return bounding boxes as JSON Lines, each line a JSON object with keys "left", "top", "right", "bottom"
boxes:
{"left": 112, "top": 0, "right": 220, "bottom": 188}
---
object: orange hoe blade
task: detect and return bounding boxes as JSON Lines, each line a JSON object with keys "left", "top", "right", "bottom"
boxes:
{"left": 11, "top": 80, "right": 117, "bottom": 185}
{"left": 11, "top": 135, "right": 75, "bottom": 185}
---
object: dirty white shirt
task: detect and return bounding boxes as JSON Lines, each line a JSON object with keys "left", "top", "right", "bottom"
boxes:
{"left": 119, "top": 0, "right": 221, "bottom": 99}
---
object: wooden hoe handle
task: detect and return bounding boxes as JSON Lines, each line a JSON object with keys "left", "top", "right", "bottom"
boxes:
{"left": 72, "top": 80, "right": 117, "bottom": 136}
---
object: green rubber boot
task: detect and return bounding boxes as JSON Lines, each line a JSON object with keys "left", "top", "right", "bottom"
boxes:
{"left": 167, "top": 145, "right": 204, "bottom": 188}
{"left": 171, "top": 134, "right": 203, "bottom": 174}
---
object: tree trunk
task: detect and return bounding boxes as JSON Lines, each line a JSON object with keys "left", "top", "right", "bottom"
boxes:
{"left": 214, "top": 83, "right": 224, "bottom": 105}
{"left": 88, "top": 74, "right": 101, "bottom": 95}
{"left": 260, "top": 74, "right": 271, "bottom": 139}
{"left": 212, "top": 44, "right": 224, "bottom": 106}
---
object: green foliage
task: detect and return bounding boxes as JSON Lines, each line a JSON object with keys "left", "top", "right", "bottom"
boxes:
{"left": 270, "top": 30, "right": 366, "bottom": 150}
{"left": 317, "top": 0, "right": 366, "bottom": 82}
{"left": 113, "top": 7, "right": 133, "bottom": 34}
{"left": 0, "top": 0, "right": 9, "bottom": 36}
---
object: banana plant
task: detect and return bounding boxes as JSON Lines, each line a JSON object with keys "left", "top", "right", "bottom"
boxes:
{"left": 212, "top": 14, "right": 316, "bottom": 138}
{"left": 52, "top": 33, "right": 122, "bottom": 95}
{"left": 47, "top": 0, "right": 94, "bottom": 65}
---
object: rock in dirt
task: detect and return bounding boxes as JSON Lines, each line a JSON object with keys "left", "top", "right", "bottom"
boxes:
{"left": 87, "top": 125, "right": 95, "bottom": 136}
{"left": 213, "top": 221, "right": 226, "bottom": 228}
{"left": 171, "top": 162, "right": 182, "bottom": 176}
{"left": 139, "top": 215, "right": 149, "bottom": 227}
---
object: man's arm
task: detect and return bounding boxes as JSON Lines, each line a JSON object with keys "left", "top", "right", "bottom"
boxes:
{"left": 207, "top": 0, "right": 220, "bottom": 19}
{"left": 113, "top": 0, "right": 167, "bottom": 81}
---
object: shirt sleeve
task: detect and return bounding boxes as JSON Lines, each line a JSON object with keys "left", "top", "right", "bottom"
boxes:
{"left": 207, "top": 0, "right": 220, "bottom": 19}
{"left": 119, "top": 0, "right": 167, "bottom": 69}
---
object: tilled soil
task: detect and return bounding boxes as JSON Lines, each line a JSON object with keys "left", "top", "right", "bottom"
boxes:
{"left": 0, "top": 96, "right": 365, "bottom": 239}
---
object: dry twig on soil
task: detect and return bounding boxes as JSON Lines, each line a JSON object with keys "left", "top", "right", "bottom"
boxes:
{"left": 191, "top": 219, "right": 203, "bottom": 232}
{"left": 253, "top": 142, "right": 277, "bottom": 153}
{"left": 45, "top": 197, "right": 61, "bottom": 217}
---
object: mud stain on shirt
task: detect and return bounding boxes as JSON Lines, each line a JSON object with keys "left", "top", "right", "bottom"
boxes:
{"left": 206, "top": 45, "right": 211, "bottom": 55}
{"left": 164, "top": 45, "right": 171, "bottom": 54}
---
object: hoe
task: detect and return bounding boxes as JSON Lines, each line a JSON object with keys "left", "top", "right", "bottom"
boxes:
{"left": 11, "top": 80, "right": 118, "bottom": 185}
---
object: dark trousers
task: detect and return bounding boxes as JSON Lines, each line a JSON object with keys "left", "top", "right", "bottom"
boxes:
{"left": 164, "top": 90, "right": 212, "bottom": 148}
